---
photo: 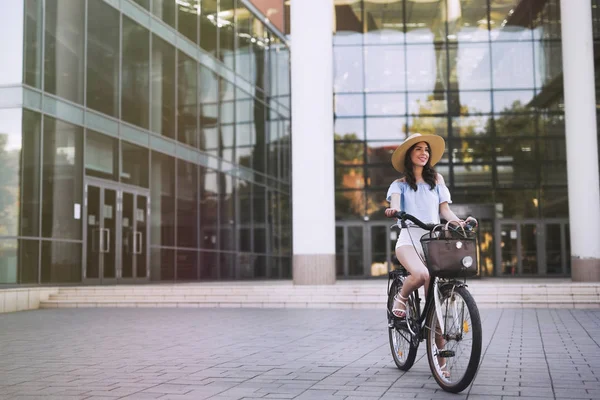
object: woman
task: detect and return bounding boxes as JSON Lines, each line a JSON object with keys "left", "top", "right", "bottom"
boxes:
{"left": 384, "top": 133, "right": 476, "bottom": 319}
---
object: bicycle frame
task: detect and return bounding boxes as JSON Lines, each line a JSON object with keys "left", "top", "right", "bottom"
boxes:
{"left": 409, "top": 276, "right": 467, "bottom": 340}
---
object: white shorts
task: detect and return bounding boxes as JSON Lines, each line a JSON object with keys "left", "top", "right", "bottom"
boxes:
{"left": 395, "top": 226, "right": 429, "bottom": 258}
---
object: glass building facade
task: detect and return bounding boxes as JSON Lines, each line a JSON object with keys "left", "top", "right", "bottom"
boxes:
{"left": 332, "top": 0, "right": 600, "bottom": 279}
{"left": 0, "top": 0, "right": 291, "bottom": 285}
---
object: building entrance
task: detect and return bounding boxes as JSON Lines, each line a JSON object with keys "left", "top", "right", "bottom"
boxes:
{"left": 83, "top": 178, "right": 150, "bottom": 283}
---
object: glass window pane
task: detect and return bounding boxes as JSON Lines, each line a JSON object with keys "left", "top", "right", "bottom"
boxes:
{"left": 152, "top": 0, "right": 176, "bottom": 28}
{"left": 200, "top": 168, "right": 218, "bottom": 249}
{"left": 541, "top": 161, "right": 567, "bottom": 186}
{"left": 150, "top": 151, "right": 175, "bottom": 246}
{"left": 451, "top": 115, "right": 491, "bottom": 138}
{"left": 19, "top": 239, "right": 39, "bottom": 284}
{"left": 365, "top": 46, "right": 405, "bottom": 92}
{"left": 451, "top": 139, "right": 493, "bottom": 163}
{"left": 178, "top": 0, "right": 199, "bottom": 43}
{"left": 407, "top": 116, "right": 448, "bottom": 138}
{"left": 366, "top": 93, "right": 406, "bottom": 116}
{"left": 364, "top": 0, "right": 404, "bottom": 44}
{"left": 334, "top": 46, "right": 364, "bottom": 93}
{"left": 177, "top": 160, "right": 198, "bottom": 248}
{"left": 219, "top": 172, "right": 235, "bottom": 251}
{"left": 495, "top": 138, "right": 536, "bottom": 163}
{"left": 41, "top": 241, "right": 81, "bottom": 283}
{"left": 365, "top": 165, "right": 397, "bottom": 190}
{"left": 42, "top": 117, "right": 83, "bottom": 240}
{"left": 0, "top": 240, "right": 17, "bottom": 284}
{"left": 200, "top": 0, "right": 217, "bottom": 54}
{"left": 534, "top": 40, "right": 562, "bottom": 90}
{"left": 219, "top": 0, "right": 235, "bottom": 69}
{"left": 121, "top": 141, "right": 149, "bottom": 188}
{"left": 86, "top": 0, "right": 120, "bottom": 117}
{"left": 335, "top": 190, "right": 365, "bottom": 220}
{"left": 493, "top": 91, "right": 536, "bottom": 113}
{"left": 454, "top": 164, "right": 492, "bottom": 187}
{"left": 492, "top": 42, "right": 535, "bottom": 89}
{"left": 24, "top": 0, "right": 43, "bottom": 88}
{"left": 458, "top": 91, "right": 492, "bottom": 114}
{"left": 199, "top": 250, "right": 218, "bottom": 279}
{"left": 404, "top": 0, "right": 440, "bottom": 44}
{"left": 454, "top": 0, "right": 489, "bottom": 42}
{"left": 176, "top": 250, "right": 198, "bottom": 281}
{"left": 366, "top": 118, "right": 405, "bottom": 142}
{"left": 44, "top": 0, "right": 85, "bottom": 104}
{"left": 496, "top": 189, "right": 539, "bottom": 219}
{"left": 253, "top": 186, "right": 266, "bottom": 253}
{"left": 408, "top": 92, "right": 447, "bottom": 116}
{"left": 497, "top": 163, "right": 539, "bottom": 187}
{"left": 541, "top": 187, "right": 568, "bottom": 218}
{"left": 177, "top": 51, "right": 198, "bottom": 147}
{"left": 490, "top": 2, "right": 533, "bottom": 42}
{"left": 494, "top": 112, "right": 536, "bottom": 137}
{"left": 335, "top": 94, "right": 364, "bottom": 117}
{"left": 539, "top": 113, "right": 564, "bottom": 137}
{"left": 334, "top": 1, "right": 362, "bottom": 45}
{"left": 151, "top": 35, "right": 176, "bottom": 139}
{"left": 335, "top": 141, "right": 364, "bottom": 166}
{"left": 199, "top": 65, "right": 219, "bottom": 151}
{"left": 21, "top": 110, "right": 41, "bottom": 237}
{"left": 336, "top": 166, "right": 365, "bottom": 189}
{"left": 406, "top": 45, "right": 437, "bottom": 91}
{"left": 235, "top": 10, "right": 253, "bottom": 83}
{"left": 85, "top": 130, "right": 117, "bottom": 181}
{"left": 151, "top": 247, "right": 174, "bottom": 281}
{"left": 366, "top": 141, "right": 395, "bottom": 165}
{"left": 336, "top": 118, "right": 364, "bottom": 141}
{"left": 122, "top": 16, "right": 150, "bottom": 129}
{"left": 453, "top": 43, "right": 491, "bottom": 90}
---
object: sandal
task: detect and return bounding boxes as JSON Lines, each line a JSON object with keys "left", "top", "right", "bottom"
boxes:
{"left": 439, "top": 362, "right": 450, "bottom": 378}
{"left": 392, "top": 293, "right": 409, "bottom": 319}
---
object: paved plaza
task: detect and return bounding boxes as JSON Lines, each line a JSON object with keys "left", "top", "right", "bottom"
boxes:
{"left": 0, "top": 307, "right": 599, "bottom": 400}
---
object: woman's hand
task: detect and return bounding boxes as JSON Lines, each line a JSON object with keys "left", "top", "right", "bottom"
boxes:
{"left": 385, "top": 208, "right": 399, "bottom": 218}
{"left": 464, "top": 216, "right": 478, "bottom": 228}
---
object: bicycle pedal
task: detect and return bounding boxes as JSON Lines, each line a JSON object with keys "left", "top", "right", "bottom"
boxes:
{"left": 437, "top": 350, "right": 455, "bottom": 358}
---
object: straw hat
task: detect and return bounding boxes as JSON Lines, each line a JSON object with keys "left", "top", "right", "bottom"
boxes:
{"left": 391, "top": 133, "right": 445, "bottom": 173}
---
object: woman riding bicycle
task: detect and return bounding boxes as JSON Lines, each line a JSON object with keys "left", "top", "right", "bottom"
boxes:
{"left": 384, "top": 133, "right": 477, "bottom": 320}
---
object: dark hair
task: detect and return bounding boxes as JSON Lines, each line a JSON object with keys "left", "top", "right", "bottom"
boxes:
{"left": 403, "top": 141, "right": 437, "bottom": 191}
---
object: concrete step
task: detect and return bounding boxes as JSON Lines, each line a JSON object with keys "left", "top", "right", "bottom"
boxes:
{"left": 38, "top": 279, "right": 600, "bottom": 310}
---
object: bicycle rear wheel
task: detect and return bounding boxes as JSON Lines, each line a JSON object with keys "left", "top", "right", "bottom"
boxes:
{"left": 387, "top": 280, "right": 418, "bottom": 371}
{"left": 425, "top": 285, "right": 482, "bottom": 393}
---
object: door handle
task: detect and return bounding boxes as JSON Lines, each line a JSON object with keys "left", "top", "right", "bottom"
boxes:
{"left": 135, "top": 231, "right": 143, "bottom": 255}
{"left": 102, "top": 228, "right": 110, "bottom": 253}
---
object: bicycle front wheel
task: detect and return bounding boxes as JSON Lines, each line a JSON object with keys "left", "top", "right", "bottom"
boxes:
{"left": 426, "top": 285, "right": 482, "bottom": 393}
{"left": 387, "top": 280, "right": 418, "bottom": 371}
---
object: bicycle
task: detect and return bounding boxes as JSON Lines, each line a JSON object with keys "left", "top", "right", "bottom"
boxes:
{"left": 387, "top": 211, "right": 482, "bottom": 393}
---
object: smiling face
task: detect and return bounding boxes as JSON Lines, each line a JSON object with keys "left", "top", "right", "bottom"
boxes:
{"left": 409, "top": 141, "right": 430, "bottom": 168}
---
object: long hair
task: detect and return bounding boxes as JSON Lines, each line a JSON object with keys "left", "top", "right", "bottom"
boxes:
{"left": 403, "top": 142, "right": 437, "bottom": 191}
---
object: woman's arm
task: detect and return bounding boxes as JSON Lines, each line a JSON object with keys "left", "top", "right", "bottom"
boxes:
{"left": 384, "top": 193, "right": 401, "bottom": 218}
{"left": 440, "top": 202, "right": 462, "bottom": 224}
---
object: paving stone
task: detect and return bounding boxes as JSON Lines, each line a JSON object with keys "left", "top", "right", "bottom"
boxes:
{"left": 0, "top": 308, "right": 600, "bottom": 399}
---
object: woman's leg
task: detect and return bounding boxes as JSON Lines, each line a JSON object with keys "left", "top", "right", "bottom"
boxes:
{"left": 392, "top": 245, "right": 429, "bottom": 316}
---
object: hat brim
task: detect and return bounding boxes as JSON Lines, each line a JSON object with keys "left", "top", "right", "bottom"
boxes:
{"left": 391, "top": 135, "right": 445, "bottom": 173}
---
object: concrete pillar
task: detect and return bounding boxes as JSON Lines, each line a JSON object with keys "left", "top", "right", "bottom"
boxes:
{"left": 560, "top": 0, "right": 600, "bottom": 281}
{"left": 290, "top": 0, "right": 335, "bottom": 284}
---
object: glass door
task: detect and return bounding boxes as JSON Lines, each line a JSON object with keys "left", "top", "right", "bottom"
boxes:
{"left": 85, "top": 184, "right": 117, "bottom": 281}
{"left": 84, "top": 179, "right": 150, "bottom": 283}
{"left": 121, "top": 191, "right": 149, "bottom": 279}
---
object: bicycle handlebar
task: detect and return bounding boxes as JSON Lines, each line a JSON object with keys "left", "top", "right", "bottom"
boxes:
{"left": 394, "top": 211, "right": 436, "bottom": 230}
{"left": 393, "top": 211, "right": 477, "bottom": 232}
